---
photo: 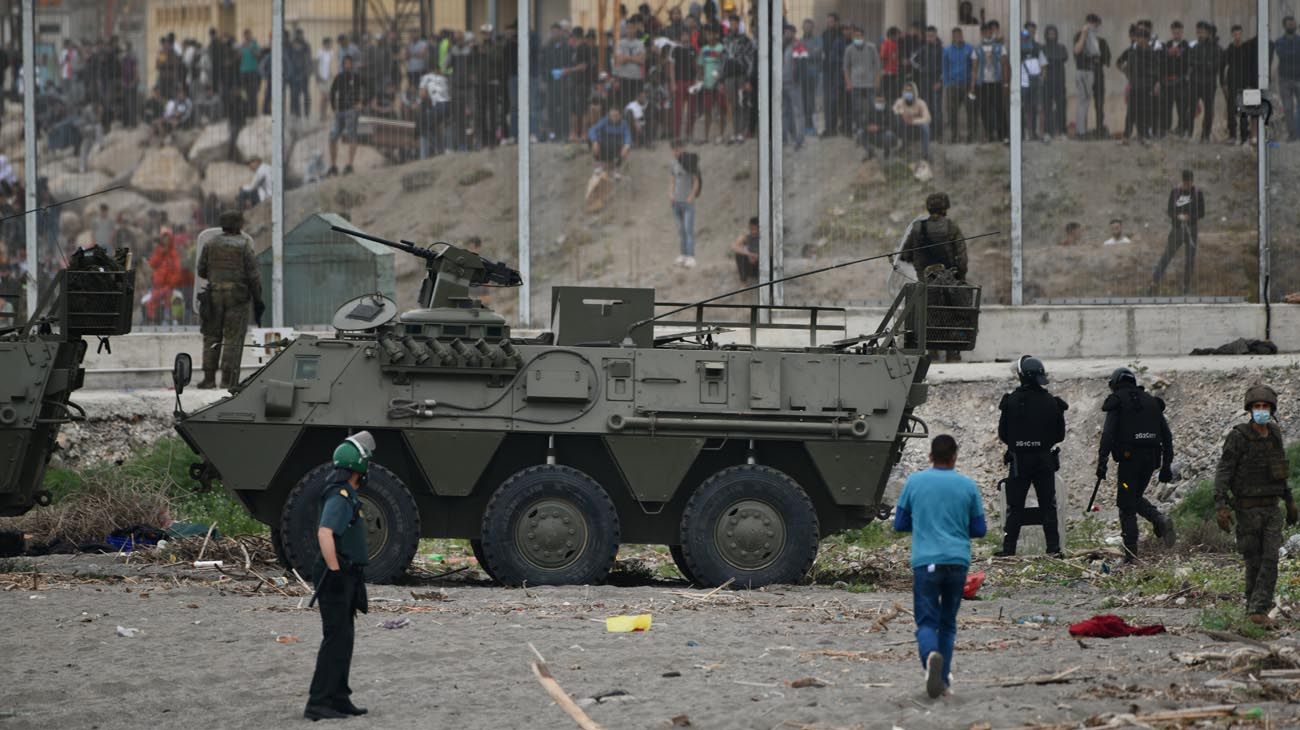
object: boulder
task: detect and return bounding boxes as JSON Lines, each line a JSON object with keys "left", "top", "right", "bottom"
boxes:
{"left": 48, "top": 170, "right": 112, "bottom": 201}
{"left": 153, "top": 198, "right": 199, "bottom": 228}
{"left": 88, "top": 126, "right": 148, "bottom": 177}
{"left": 94, "top": 189, "right": 153, "bottom": 217}
{"left": 236, "top": 115, "right": 274, "bottom": 162}
{"left": 130, "top": 146, "right": 200, "bottom": 197}
{"left": 202, "top": 162, "right": 249, "bottom": 201}
{"left": 189, "top": 122, "right": 231, "bottom": 165}
{"left": 288, "top": 128, "right": 385, "bottom": 181}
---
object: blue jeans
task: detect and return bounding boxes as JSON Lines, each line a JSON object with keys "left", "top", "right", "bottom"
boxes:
{"left": 781, "top": 87, "right": 804, "bottom": 147}
{"left": 672, "top": 201, "right": 696, "bottom": 256}
{"left": 1280, "top": 78, "right": 1300, "bottom": 141}
{"left": 912, "top": 564, "right": 966, "bottom": 685}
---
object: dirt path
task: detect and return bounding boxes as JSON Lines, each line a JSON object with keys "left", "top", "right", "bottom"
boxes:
{"left": 1, "top": 555, "right": 1296, "bottom": 730}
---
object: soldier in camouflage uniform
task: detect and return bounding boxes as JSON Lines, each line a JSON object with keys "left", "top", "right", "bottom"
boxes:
{"left": 196, "top": 211, "right": 264, "bottom": 389}
{"left": 1213, "top": 384, "right": 1300, "bottom": 627}
{"left": 899, "top": 192, "right": 969, "bottom": 362}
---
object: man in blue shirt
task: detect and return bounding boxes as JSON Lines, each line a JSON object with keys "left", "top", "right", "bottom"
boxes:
{"left": 588, "top": 106, "right": 633, "bottom": 173}
{"left": 894, "top": 434, "right": 987, "bottom": 699}
{"left": 942, "top": 28, "right": 976, "bottom": 143}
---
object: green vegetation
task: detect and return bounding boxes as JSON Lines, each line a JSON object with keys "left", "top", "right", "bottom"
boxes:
{"left": 28, "top": 437, "right": 266, "bottom": 539}
{"left": 826, "top": 522, "right": 907, "bottom": 550}
{"left": 1199, "top": 603, "right": 1272, "bottom": 640}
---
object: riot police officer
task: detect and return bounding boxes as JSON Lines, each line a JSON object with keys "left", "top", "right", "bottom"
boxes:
{"left": 196, "top": 210, "right": 264, "bottom": 389}
{"left": 996, "top": 355, "right": 1068, "bottom": 557}
{"left": 1096, "top": 367, "right": 1176, "bottom": 562}
{"left": 305, "top": 432, "right": 374, "bottom": 721}
{"left": 899, "top": 192, "right": 970, "bottom": 362}
{"left": 1214, "top": 385, "right": 1299, "bottom": 627}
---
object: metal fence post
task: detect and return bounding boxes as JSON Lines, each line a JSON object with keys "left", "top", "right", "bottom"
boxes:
{"left": 271, "top": 0, "right": 285, "bottom": 327}
{"left": 1257, "top": 0, "right": 1270, "bottom": 304}
{"left": 758, "top": 0, "right": 773, "bottom": 308}
{"left": 1009, "top": 1, "right": 1024, "bottom": 307}
{"left": 22, "top": 0, "right": 35, "bottom": 318}
{"left": 518, "top": 0, "right": 532, "bottom": 326}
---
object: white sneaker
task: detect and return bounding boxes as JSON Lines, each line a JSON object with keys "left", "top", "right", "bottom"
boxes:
{"left": 925, "top": 652, "right": 945, "bottom": 699}
{"left": 683, "top": 256, "right": 697, "bottom": 268}
{"left": 674, "top": 255, "right": 686, "bottom": 265}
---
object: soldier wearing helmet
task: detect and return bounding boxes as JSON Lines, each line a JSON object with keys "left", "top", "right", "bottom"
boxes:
{"left": 897, "top": 192, "right": 970, "bottom": 362}
{"left": 995, "top": 355, "right": 1068, "bottom": 557}
{"left": 1213, "top": 385, "right": 1298, "bottom": 628}
{"left": 1097, "top": 367, "right": 1176, "bottom": 562}
{"left": 305, "top": 431, "right": 376, "bottom": 721}
{"left": 196, "top": 210, "right": 265, "bottom": 389}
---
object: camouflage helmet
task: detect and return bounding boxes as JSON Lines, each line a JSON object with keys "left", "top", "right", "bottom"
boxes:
{"left": 1108, "top": 367, "right": 1138, "bottom": 390}
{"left": 926, "top": 192, "right": 950, "bottom": 214}
{"left": 218, "top": 210, "right": 245, "bottom": 231}
{"left": 1244, "top": 384, "right": 1278, "bottom": 412}
{"left": 333, "top": 431, "right": 376, "bottom": 474}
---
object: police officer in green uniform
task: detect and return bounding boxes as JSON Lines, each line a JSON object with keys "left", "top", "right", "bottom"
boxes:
{"left": 1097, "top": 367, "right": 1177, "bottom": 562}
{"left": 1214, "top": 385, "right": 1299, "bottom": 628}
{"left": 305, "top": 432, "right": 374, "bottom": 721}
{"left": 996, "top": 355, "right": 1068, "bottom": 557}
{"left": 898, "top": 192, "right": 970, "bottom": 362}
{"left": 196, "top": 210, "right": 264, "bottom": 390}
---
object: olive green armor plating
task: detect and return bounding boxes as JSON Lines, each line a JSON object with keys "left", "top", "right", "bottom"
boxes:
{"left": 176, "top": 230, "right": 971, "bottom": 588}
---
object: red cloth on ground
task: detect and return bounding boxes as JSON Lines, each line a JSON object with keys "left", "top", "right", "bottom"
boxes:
{"left": 1068, "top": 614, "right": 1166, "bottom": 638}
{"left": 963, "top": 571, "right": 985, "bottom": 599}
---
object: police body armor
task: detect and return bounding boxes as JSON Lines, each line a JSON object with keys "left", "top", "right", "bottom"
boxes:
{"left": 1104, "top": 387, "right": 1164, "bottom": 456}
{"left": 1001, "top": 387, "right": 1066, "bottom": 454}
{"left": 914, "top": 219, "right": 958, "bottom": 275}
{"left": 1227, "top": 422, "right": 1290, "bottom": 500}
{"left": 204, "top": 235, "right": 253, "bottom": 302}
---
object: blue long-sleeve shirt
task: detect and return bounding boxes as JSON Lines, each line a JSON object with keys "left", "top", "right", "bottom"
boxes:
{"left": 588, "top": 117, "right": 632, "bottom": 147}
{"left": 893, "top": 466, "right": 986, "bottom": 569}
{"left": 942, "top": 42, "right": 975, "bottom": 86}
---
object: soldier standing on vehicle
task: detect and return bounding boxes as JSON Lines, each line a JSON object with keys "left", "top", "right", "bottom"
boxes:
{"left": 196, "top": 210, "right": 263, "bottom": 389}
{"left": 1214, "top": 385, "right": 1299, "bottom": 628}
{"left": 305, "top": 432, "right": 375, "bottom": 721}
{"left": 898, "top": 192, "right": 969, "bottom": 362}
{"left": 996, "top": 355, "right": 1067, "bottom": 557}
{"left": 1097, "top": 367, "right": 1176, "bottom": 562}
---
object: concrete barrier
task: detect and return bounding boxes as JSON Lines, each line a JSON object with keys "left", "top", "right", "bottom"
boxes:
{"left": 82, "top": 303, "right": 1297, "bottom": 388}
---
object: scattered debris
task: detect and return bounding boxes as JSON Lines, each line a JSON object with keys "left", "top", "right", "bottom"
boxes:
{"left": 994, "top": 666, "right": 1080, "bottom": 688}
{"left": 670, "top": 714, "right": 691, "bottom": 727}
{"left": 115, "top": 626, "right": 139, "bottom": 638}
{"left": 411, "top": 590, "right": 449, "bottom": 602}
{"left": 528, "top": 643, "right": 603, "bottom": 730}
{"left": 379, "top": 618, "right": 411, "bottom": 630}
{"left": 1068, "top": 615, "right": 1166, "bottom": 638}
{"left": 605, "top": 614, "right": 652, "bottom": 633}
{"left": 789, "top": 677, "right": 829, "bottom": 688}
{"left": 275, "top": 634, "right": 300, "bottom": 644}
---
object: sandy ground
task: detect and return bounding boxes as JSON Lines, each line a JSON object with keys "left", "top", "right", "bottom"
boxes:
{"left": 1, "top": 554, "right": 1297, "bottom": 730}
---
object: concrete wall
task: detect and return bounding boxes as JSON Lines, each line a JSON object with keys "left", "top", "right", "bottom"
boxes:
{"left": 81, "top": 302, "right": 1300, "bottom": 388}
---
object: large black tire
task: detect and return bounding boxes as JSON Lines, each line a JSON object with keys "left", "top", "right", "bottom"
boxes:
{"left": 270, "top": 525, "right": 290, "bottom": 572}
{"left": 470, "top": 539, "right": 497, "bottom": 581}
{"left": 279, "top": 462, "right": 420, "bottom": 584}
{"left": 679, "top": 465, "right": 820, "bottom": 588}
{"left": 480, "top": 465, "right": 620, "bottom": 587}
{"left": 669, "top": 545, "right": 698, "bottom": 585}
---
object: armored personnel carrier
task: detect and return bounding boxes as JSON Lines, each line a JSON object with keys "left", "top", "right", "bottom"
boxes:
{"left": 0, "top": 268, "right": 135, "bottom": 516}
{"left": 175, "top": 230, "right": 979, "bottom": 587}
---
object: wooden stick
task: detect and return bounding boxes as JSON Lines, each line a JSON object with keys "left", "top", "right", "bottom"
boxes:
{"left": 994, "top": 666, "right": 1080, "bottom": 688}
{"left": 246, "top": 566, "right": 291, "bottom": 598}
{"left": 700, "top": 577, "right": 735, "bottom": 599}
{"left": 531, "top": 660, "right": 603, "bottom": 730}
{"left": 195, "top": 522, "right": 217, "bottom": 563}
{"left": 237, "top": 540, "right": 252, "bottom": 571}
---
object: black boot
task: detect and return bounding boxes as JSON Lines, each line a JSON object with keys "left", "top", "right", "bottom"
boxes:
{"left": 993, "top": 539, "right": 1016, "bottom": 558}
{"left": 196, "top": 371, "right": 217, "bottom": 389}
{"left": 1157, "top": 515, "right": 1176, "bottom": 547}
{"left": 303, "top": 704, "right": 349, "bottom": 721}
{"left": 333, "top": 700, "right": 368, "bottom": 716}
{"left": 1122, "top": 543, "right": 1139, "bottom": 563}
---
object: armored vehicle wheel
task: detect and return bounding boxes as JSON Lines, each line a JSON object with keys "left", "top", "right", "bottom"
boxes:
{"left": 278, "top": 462, "right": 421, "bottom": 584}
{"left": 270, "top": 526, "right": 290, "bottom": 571}
{"left": 679, "top": 465, "right": 820, "bottom": 588}
{"left": 480, "top": 465, "right": 620, "bottom": 586}
{"left": 669, "top": 545, "right": 698, "bottom": 584}
{"left": 470, "top": 539, "right": 498, "bottom": 581}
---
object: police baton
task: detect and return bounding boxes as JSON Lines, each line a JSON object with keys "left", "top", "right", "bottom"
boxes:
{"left": 1085, "top": 476, "right": 1103, "bottom": 515}
{"left": 306, "top": 570, "right": 330, "bottom": 609}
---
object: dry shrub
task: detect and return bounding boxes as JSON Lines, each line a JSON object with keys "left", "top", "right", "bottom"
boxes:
{"left": 4, "top": 474, "right": 170, "bottom": 545}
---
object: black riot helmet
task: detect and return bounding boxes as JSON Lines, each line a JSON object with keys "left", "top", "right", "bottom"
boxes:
{"left": 1108, "top": 367, "right": 1138, "bottom": 391}
{"left": 1014, "top": 355, "right": 1048, "bottom": 386}
{"left": 926, "top": 192, "right": 950, "bottom": 214}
